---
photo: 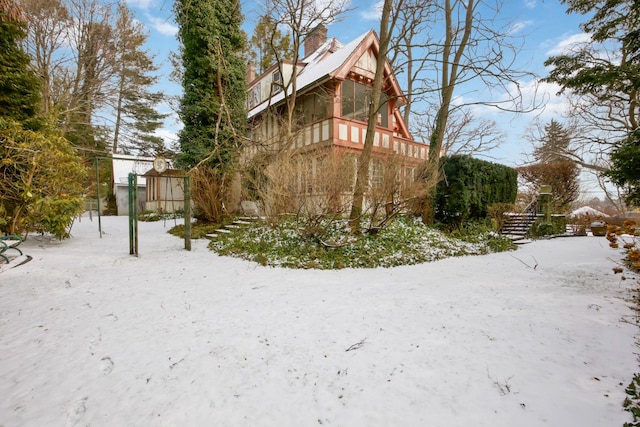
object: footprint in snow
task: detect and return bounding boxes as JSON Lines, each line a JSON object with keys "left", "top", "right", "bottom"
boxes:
{"left": 65, "top": 397, "right": 87, "bottom": 426}
{"left": 100, "top": 357, "right": 114, "bottom": 375}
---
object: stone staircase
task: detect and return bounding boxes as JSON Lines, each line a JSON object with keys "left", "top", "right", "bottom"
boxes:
{"left": 500, "top": 212, "right": 540, "bottom": 242}
{"left": 205, "top": 216, "right": 259, "bottom": 240}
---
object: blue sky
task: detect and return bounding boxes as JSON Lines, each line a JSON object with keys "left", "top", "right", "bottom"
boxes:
{"left": 122, "top": 0, "right": 592, "bottom": 183}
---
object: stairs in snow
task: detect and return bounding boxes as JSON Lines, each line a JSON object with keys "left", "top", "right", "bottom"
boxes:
{"left": 501, "top": 213, "right": 539, "bottom": 242}
{"left": 205, "top": 216, "right": 260, "bottom": 240}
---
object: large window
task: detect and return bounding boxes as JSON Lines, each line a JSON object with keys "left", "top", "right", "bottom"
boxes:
{"left": 294, "top": 91, "right": 328, "bottom": 125}
{"left": 370, "top": 158, "right": 384, "bottom": 188}
{"left": 341, "top": 80, "right": 388, "bottom": 128}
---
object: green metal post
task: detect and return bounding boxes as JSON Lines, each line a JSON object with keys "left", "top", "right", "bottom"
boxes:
{"left": 128, "top": 173, "right": 135, "bottom": 255}
{"left": 96, "top": 158, "right": 102, "bottom": 238}
{"left": 133, "top": 174, "right": 138, "bottom": 256}
{"left": 184, "top": 176, "right": 191, "bottom": 251}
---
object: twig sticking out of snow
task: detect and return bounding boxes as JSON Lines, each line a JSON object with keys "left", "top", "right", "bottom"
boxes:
{"left": 487, "top": 367, "right": 515, "bottom": 396}
{"left": 510, "top": 254, "right": 538, "bottom": 270}
{"left": 345, "top": 338, "right": 367, "bottom": 352}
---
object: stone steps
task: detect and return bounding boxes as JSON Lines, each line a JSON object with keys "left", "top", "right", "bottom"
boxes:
{"left": 205, "top": 216, "right": 261, "bottom": 240}
{"left": 501, "top": 213, "right": 539, "bottom": 241}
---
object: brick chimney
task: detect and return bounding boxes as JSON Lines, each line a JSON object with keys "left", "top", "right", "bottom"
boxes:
{"left": 247, "top": 61, "right": 256, "bottom": 83}
{"left": 304, "top": 24, "right": 327, "bottom": 58}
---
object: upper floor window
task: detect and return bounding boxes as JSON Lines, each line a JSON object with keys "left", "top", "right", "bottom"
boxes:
{"left": 272, "top": 70, "right": 283, "bottom": 94}
{"left": 341, "top": 79, "right": 388, "bottom": 128}
{"left": 294, "top": 91, "right": 328, "bottom": 125}
{"left": 249, "top": 83, "right": 261, "bottom": 109}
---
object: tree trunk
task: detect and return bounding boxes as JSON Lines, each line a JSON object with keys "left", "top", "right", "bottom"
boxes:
{"left": 349, "top": 0, "right": 394, "bottom": 232}
{"left": 420, "top": 0, "right": 475, "bottom": 224}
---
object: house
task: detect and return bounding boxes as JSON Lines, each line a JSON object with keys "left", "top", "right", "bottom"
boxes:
{"left": 142, "top": 168, "right": 185, "bottom": 214}
{"left": 110, "top": 155, "right": 185, "bottom": 215}
{"left": 244, "top": 25, "right": 428, "bottom": 214}
{"left": 111, "top": 155, "right": 154, "bottom": 216}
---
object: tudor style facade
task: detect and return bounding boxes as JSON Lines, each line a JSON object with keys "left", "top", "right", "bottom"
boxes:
{"left": 244, "top": 25, "right": 428, "bottom": 211}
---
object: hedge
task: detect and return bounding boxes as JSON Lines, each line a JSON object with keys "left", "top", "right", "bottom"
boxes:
{"left": 435, "top": 155, "right": 517, "bottom": 225}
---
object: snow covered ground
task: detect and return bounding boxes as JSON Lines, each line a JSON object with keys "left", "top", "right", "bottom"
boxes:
{"left": 0, "top": 214, "right": 638, "bottom": 426}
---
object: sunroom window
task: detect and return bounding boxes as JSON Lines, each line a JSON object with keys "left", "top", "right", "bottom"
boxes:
{"left": 341, "top": 80, "right": 388, "bottom": 128}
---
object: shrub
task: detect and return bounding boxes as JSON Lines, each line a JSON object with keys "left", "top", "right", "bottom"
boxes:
{"left": 435, "top": 155, "right": 517, "bottom": 226}
{"left": 488, "top": 202, "right": 516, "bottom": 232}
{"left": 528, "top": 216, "right": 567, "bottom": 238}
{"left": 0, "top": 119, "right": 86, "bottom": 238}
{"left": 208, "top": 215, "right": 515, "bottom": 269}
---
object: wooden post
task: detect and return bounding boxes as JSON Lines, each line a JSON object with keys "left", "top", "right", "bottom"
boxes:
{"left": 539, "top": 184, "right": 552, "bottom": 223}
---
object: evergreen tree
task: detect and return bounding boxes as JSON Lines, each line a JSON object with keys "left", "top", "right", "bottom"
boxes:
{"left": 533, "top": 119, "right": 572, "bottom": 163}
{"left": 0, "top": 0, "right": 41, "bottom": 128}
{"left": 0, "top": 1, "right": 85, "bottom": 238}
{"left": 606, "top": 129, "right": 640, "bottom": 206}
{"left": 112, "top": 3, "right": 167, "bottom": 156}
{"left": 248, "top": 15, "right": 293, "bottom": 73}
{"left": 174, "top": 0, "right": 247, "bottom": 170}
{"left": 521, "top": 120, "right": 580, "bottom": 212}
{"left": 544, "top": 0, "right": 639, "bottom": 202}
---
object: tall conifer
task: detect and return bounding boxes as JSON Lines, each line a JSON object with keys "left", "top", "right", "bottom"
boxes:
{"left": 174, "top": 0, "right": 247, "bottom": 170}
{"left": 112, "top": 3, "right": 167, "bottom": 156}
{"left": 0, "top": 0, "right": 41, "bottom": 127}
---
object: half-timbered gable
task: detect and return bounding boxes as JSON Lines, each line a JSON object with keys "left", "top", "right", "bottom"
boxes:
{"left": 244, "top": 26, "right": 428, "bottom": 210}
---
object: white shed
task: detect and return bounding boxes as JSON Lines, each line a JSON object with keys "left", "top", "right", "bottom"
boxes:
{"left": 111, "top": 155, "right": 154, "bottom": 216}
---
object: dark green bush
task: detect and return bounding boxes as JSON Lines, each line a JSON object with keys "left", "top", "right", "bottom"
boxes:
{"left": 528, "top": 216, "right": 567, "bottom": 238}
{"left": 435, "top": 155, "right": 517, "bottom": 226}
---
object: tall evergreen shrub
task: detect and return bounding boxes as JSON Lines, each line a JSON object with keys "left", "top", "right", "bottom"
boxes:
{"left": 435, "top": 155, "right": 517, "bottom": 225}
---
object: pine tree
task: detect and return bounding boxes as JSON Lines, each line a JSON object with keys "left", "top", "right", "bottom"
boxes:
{"left": 0, "top": 0, "right": 85, "bottom": 237}
{"left": 521, "top": 119, "right": 580, "bottom": 212}
{"left": 0, "top": 0, "right": 41, "bottom": 128}
{"left": 606, "top": 129, "right": 640, "bottom": 206}
{"left": 533, "top": 119, "right": 572, "bottom": 163}
{"left": 174, "top": 0, "right": 247, "bottom": 170}
{"left": 112, "top": 3, "right": 167, "bottom": 156}
{"left": 544, "top": 0, "right": 639, "bottom": 202}
{"left": 248, "top": 15, "right": 293, "bottom": 73}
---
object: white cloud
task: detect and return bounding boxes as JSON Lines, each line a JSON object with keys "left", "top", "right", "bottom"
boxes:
{"left": 147, "top": 14, "right": 178, "bottom": 36}
{"left": 125, "top": 0, "right": 155, "bottom": 10}
{"left": 527, "top": 81, "right": 570, "bottom": 121}
{"left": 493, "top": 78, "right": 569, "bottom": 120}
{"left": 524, "top": 0, "right": 536, "bottom": 9}
{"left": 360, "top": 1, "right": 383, "bottom": 21}
{"left": 508, "top": 20, "right": 533, "bottom": 35}
{"left": 545, "top": 32, "right": 591, "bottom": 56}
{"left": 155, "top": 127, "right": 179, "bottom": 145}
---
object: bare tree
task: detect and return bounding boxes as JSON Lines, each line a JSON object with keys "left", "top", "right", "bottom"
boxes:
{"left": 21, "top": 0, "right": 119, "bottom": 144}
{"left": 260, "top": 0, "right": 350, "bottom": 146}
{"left": 64, "top": 0, "right": 117, "bottom": 139}
{"left": 385, "top": 0, "right": 539, "bottom": 222}
{"left": 21, "top": 0, "right": 71, "bottom": 117}
{"left": 414, "top": 106, "right": 505, "bottom": 158}
{"left": 22, "top": 0, "right": 167, "bottom": 157}
{"left": 348, "top": 0, "right": 399, "bottom": 232}
{"left": 386, "top": 0, "right": 437, "bottom": 128}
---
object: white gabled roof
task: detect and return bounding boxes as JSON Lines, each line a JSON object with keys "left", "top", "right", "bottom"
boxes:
{"left": 571, "top": 206, "right": 609, "bottom": 217}
{"left": 247, "top": 31, "right": 371, "bottom": 119}
{"left": 112, "top": 155, "right": 154, "bottom": 185}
